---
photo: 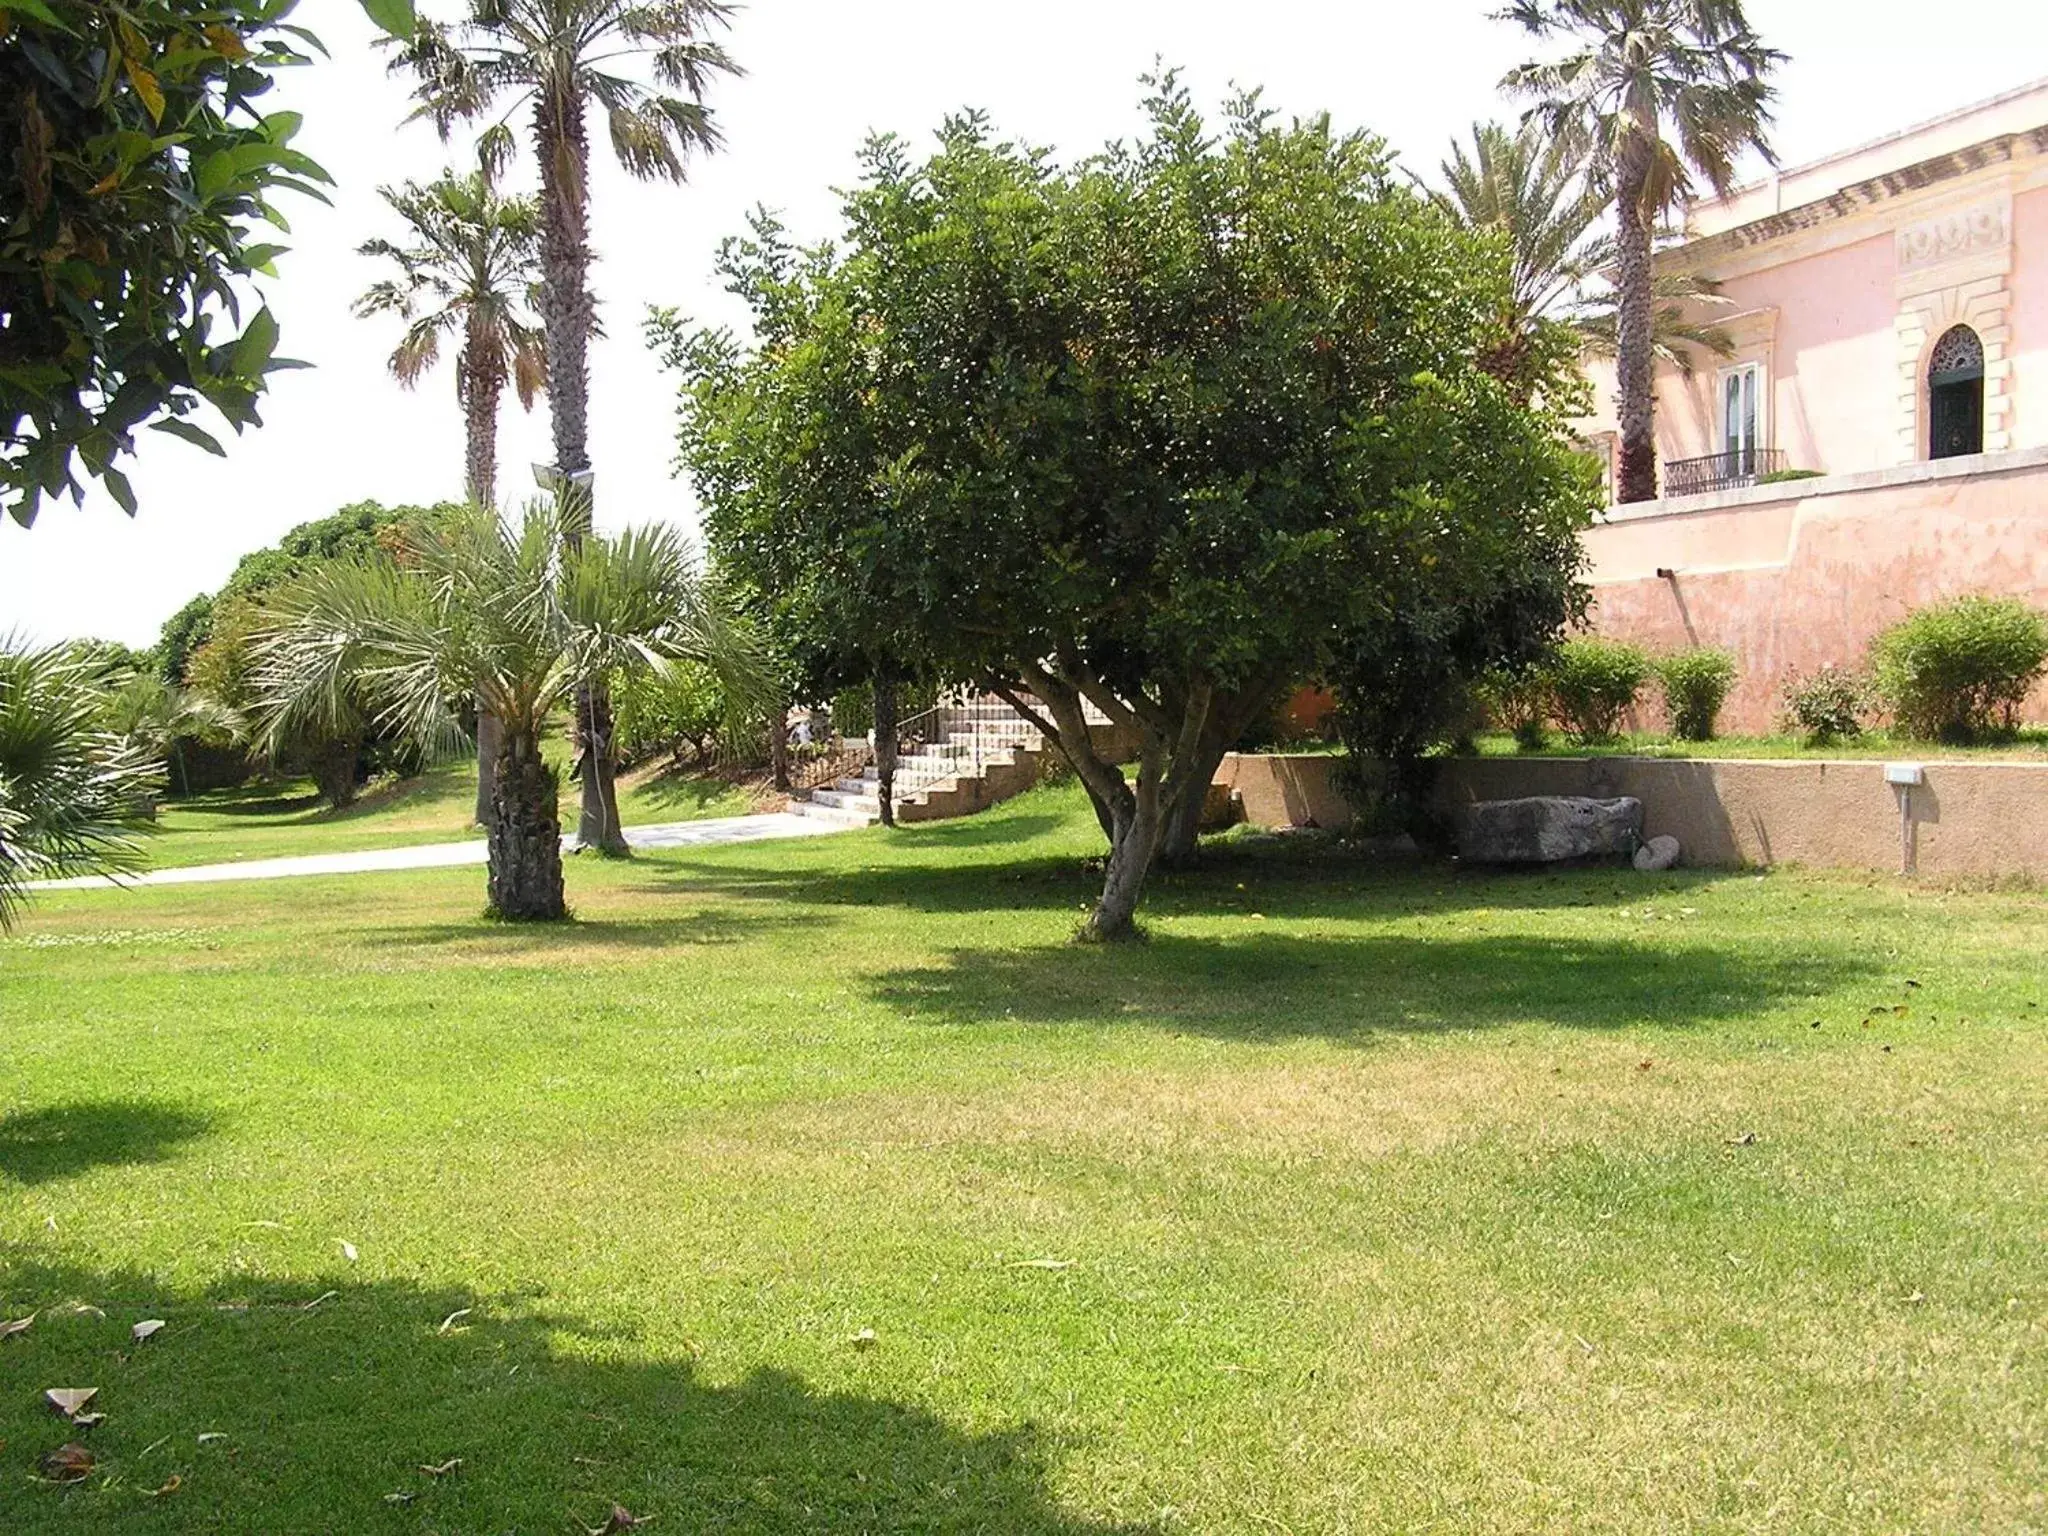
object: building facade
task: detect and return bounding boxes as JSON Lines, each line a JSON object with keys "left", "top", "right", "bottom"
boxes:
{"left": 1573, "top": 79, "right": 2048, "bottom": 732}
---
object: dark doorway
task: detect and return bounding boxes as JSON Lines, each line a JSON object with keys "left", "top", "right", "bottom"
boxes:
{"left": 1928, "top": 324, "right": 1985, "bottom": 460}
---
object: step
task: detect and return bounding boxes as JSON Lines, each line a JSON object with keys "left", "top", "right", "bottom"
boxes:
{"left": 787, "top": 795, "right": 878, "bottom": 828}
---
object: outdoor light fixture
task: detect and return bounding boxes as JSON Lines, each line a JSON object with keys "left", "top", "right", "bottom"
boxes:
{"left": 1886, "top": 762, "right": 1925, "bottom": 875}
{"left": 531, "top": 463, "right": 596, "bottom": 493}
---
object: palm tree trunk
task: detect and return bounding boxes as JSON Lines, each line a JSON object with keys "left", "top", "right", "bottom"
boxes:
{"left": 532, "top": 90, "right": 628, "bottom": 854}
{"left": 488, "top": 723, "right": 565, "bottom": 921}
{"left": 462, "top": 322, "right": 507, "bottom": 827}
{"left": 1614, "top": 136, "right": 1659, "bottom": 504}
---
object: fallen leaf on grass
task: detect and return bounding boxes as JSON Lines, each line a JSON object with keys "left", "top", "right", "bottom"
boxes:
{"left": 40, "top": 1443, "right": 95, "bottom": 1482}
{"left": 45, "top": 1387, "right": 98, "bottom": 1420}
{"left": 1, "top": 1314, "right": 33, "bottom": 1341}
{"left": 1636, "top": 1060, "right": 1653, "bottom": 1073}
{"left": 419, "top": 1457, "right": 462, "bottom": 1477}
{"left": 197, "top": 1432, "right": 228, "bottom": 1445}
{"left": 1724, "top": 1132, "right": 1758, "bottom": 1147}
{"left": 148, "top": 1474, "right": 182, "bottom": 1498}
{"left": 383, "top": 1491, "right": 416, "bottom": 1506}
{"left": 849, "top": 1327, "right": 878, "bottom": 1351}
{"left": 1008, "top": 1258, "right": 1076, "bottom": 1271}
{"left": 48, "top": 1301, "right": 104, "bottom": 1320}
{"left": 591, "top": 1505, "right": 654, "bottom": 1533}
{"left": 436, "top": 1308, "right": 472, "bottom": 1336}
{"left": 71, "top": 1412, "right": 106, "bottom": 1429}
{"left": 336, "top": 1240, "right": 359, "bottom": 1263}
{"left": 132, "top": 1319, "right": 166, "bottom": 1343}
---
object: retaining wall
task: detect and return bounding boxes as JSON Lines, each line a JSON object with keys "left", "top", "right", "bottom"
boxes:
{"left": 1582, "top": 446, "right": 2048, "bottom": 733}
{"left": 1214, "top": 751, "right": 2048, "bottom": 879}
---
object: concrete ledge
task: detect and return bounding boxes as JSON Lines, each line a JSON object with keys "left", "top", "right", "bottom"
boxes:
{"left": 1217, "top": 752, "right": 2048, "bottom": 879}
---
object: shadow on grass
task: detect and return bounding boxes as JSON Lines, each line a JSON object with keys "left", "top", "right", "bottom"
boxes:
{"left": 0, "top": 1256, "right": 1143, "bottom": 1534}
{"left": 355, "top": 907, "right": 825, "bottom": 952}
{"left": 0, "top": 1101, "right": 216, "bottom": 1186}
{"left": 871, "top": 930, "right": 1870, "bottom": 1040}
{"left": 166, "top": 767, "right": 471, "bottom": 827}
{"left": 650, "top": 830, "right": 1744, "bottom": 925}
{"left": 622, "top": 765, "right": 753, "bottom": 816}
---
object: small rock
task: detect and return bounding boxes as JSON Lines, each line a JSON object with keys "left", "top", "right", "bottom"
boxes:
{"left": 1633, "top": 835, "right": 1681, "bottom": 872}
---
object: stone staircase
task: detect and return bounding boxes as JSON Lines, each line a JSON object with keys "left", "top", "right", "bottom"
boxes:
{"left": 786, "top": 695, "right": 1106, "bottom": 827}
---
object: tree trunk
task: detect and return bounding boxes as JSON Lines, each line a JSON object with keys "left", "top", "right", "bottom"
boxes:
{"left": 532, "top": 90, "right": 624, "bottom": 852}
{"left": 488, "top": 724, "right": 565, "bottom": 921}
{"left": 769, "top": 704, "right": 790, "bottom": 791}
{"left": 1614, "top": 135, "right": 1659, "bottom": 505}
{"left": 474, "top": 709, "right": 502, "bottom": 828}
{"left": 873, "top": 674, "right": 899, "bottom": 828}
{"left": 574, "top": 680, "right": 629, "bottom": 855}
{"left": 459, "top": 314, "right": 504, "bottom": 510}
{"left": 1157, "top": 676, "right": 1288, "bottom": 866}
{"left": 1085, "top": 751, "right": 1164, "bottom": 943}
{"left": 310, "top": 734, "right": 360, "bottom": 810}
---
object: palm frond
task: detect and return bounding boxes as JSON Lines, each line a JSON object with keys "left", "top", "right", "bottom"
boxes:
{"left": 0, "top": 641, "right": 160, "bottom": 923}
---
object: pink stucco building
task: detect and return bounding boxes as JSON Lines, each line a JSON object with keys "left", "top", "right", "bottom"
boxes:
{"left": 1574, "top": 78, "right": 2048, "bottom": 731}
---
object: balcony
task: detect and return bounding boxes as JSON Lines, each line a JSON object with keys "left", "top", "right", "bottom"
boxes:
{"left": 1662, "top": 447, "right": 1787, "bottom": 497}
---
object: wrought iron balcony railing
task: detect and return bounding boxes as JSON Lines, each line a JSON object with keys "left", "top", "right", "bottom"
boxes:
{"left": 1662, "top": 447, "right": 1787, "bottom": 497}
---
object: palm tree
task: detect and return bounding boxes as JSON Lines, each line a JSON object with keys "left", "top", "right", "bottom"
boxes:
{"left": 357, "top": 168, "right": 546, "bottom": 824}
{"left": 397, "top": 0, "right": 742, "bottom": 853}
{"left": 1501, "top": 0, "right": 1782, "bottom": 502}
{"left": 98, "top": 670, "right": 244, "bottom": 802}
{"left": 0, "top": 643, "right": 160, "bottom": 925}
{"left": 356, "top": 170, "right": 547, "bottom": 511}
{"left": 251, "top": 498, "right": 760, "bottom": 921}
{"left": 1428, "top": 119, "right": 1735, "bottom": 404}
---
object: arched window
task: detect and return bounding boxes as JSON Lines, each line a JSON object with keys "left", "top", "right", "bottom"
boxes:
{"left": 1928, "top": 324, "right": 1985, "bottom": 460}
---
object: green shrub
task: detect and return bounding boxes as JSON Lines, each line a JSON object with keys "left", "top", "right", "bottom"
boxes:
{"left": 1547, "top": 638, "right": 1650, "bottom": 742}
{"left": 1780, "top": 665, "right": 1868, "bottom": 746}
{"left": 1654, "top": 648, "right": 1738, "bottom": 741}
{"left": 1871, "top": 596, "right": 2048, "bottom": 742}
{"left": 1758, "top": 468, "right": 1824, "bottom": 485}
{"left": 1476, "top": 666, "right": 1553, "bottom": 752}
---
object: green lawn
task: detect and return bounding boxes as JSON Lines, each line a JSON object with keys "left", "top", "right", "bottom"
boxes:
{"left": 137, "top": 750, "right": 751, "bottom": 870}
{"left": 2, "top": 785, "right": 2043, "bottom": 1532}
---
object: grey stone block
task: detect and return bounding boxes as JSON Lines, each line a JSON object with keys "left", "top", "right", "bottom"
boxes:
{"left": 1458, "top": 796, "right": 1644, "bottom": 864}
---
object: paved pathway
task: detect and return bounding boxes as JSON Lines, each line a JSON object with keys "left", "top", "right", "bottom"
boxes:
{"left": 27, "top": 812, "right": 845, "bottom": 892}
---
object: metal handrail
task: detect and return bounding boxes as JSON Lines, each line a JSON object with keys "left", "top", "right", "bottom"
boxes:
{"left": 1663, "top": 447, "right": 1787, "bottom": 497}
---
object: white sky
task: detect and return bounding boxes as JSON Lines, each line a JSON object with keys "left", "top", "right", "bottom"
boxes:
{"left": 6, "top": 0, "right": 2046, "bottom": 648}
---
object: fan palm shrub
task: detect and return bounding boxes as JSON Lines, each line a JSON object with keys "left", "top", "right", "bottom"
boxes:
{"left": 252, "top": 499, "right": 760, "bottom": 920}
{"left": 1, "top": 642, "right": 161, "bottom": 924}
{"left": 97, "top": 669, "right": 246, "bottom": 802}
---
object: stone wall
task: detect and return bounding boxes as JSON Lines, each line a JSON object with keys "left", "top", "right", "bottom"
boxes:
{"left": 1215, "top": 751, "right": 2048, "bottom": 880}
{"left": 1583, "top": 447, "right": 2048, "bottom": 733}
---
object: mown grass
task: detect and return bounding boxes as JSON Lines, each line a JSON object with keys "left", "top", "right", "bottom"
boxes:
{"left": 2, "top": 785, "right": 2044, "bottom": 1533}
{"left": 137, "top": 747, "right": 749, "bottom": 870}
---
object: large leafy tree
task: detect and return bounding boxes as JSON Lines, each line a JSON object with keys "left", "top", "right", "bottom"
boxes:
{"left": 677, "top": 81, "right": 1598, "bottom": 939}
{"left": 1501, "top": 0, "right": 1781, "bottom": 502}
{"left": 0, "top": 641, "right": 160, "bottom": 924}
{"left": 396, "top": 0, "right": 740, "bottom": 853}
{"left": 252, "top": 498, "right": 759, "bottom": 920}
{"left": 356, "top": 169, "right": 545, "bottom": 509}
{"left": 1, "top": 0, "right": 418, "bottom": 527}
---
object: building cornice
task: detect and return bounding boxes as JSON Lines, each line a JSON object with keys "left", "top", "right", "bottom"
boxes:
{"left": 1665, "top": 127, "right": 2048, "bottom": 278}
